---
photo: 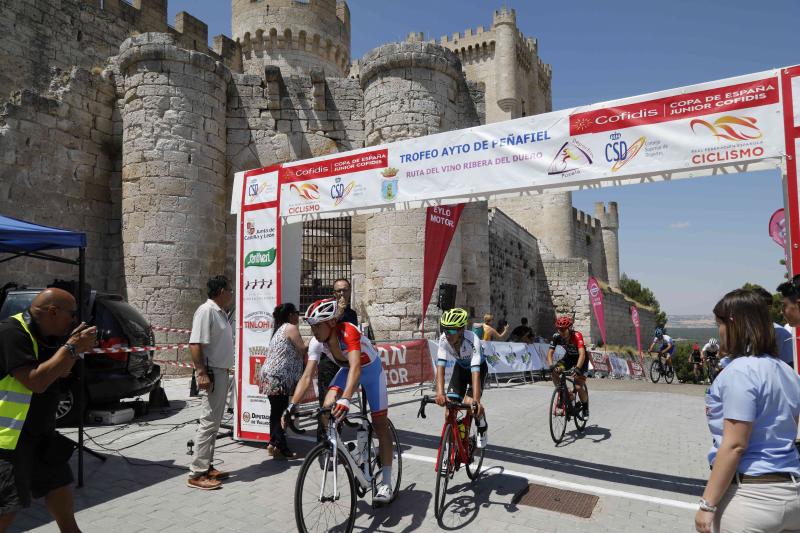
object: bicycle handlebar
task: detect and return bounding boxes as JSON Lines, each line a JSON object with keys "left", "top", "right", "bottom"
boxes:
{"left": 417, "top": 395, "right": 475, "bottom": 419}
{"left": 285, "top": 406, "right": 365, "bottom": 435}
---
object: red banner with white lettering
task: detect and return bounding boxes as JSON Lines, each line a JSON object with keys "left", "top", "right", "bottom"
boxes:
{"left": 587, "top": 277, "right": 606, "bottom": 345}
{"left": 627, "top": 358, "right": 646, "bottom": 379}
{"left": 631, "top": 306, "right": 642, "bottom": 357}
{"left": 422, "top": 204, "right": 465, "bottom": 333}
{"left": 588, "top": 351, "right": 611, "bottom": 373}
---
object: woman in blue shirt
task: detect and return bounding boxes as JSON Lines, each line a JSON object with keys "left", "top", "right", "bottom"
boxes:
{"left": 696, "top": 289, "right": 800, "bottom": 533}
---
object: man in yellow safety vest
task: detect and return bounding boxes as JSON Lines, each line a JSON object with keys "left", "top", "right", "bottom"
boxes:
{"left": 0, "top": 288, "right": 96, "bottom": 532}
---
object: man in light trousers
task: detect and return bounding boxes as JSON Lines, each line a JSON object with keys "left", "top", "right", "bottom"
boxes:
{"left": 187, "top": 276, "right": 234, "bottom": 490}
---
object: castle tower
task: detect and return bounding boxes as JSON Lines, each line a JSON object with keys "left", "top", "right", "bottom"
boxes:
{"left": 118, "top": 33, "right": 230, "bottom": 328}
{"left": 231, "top": 0, "right": 351, "bottom": 77}
{"left": 595, "top": 201, "right": 620, "bottom": 289}
{"left": 492, "top": 8, "right": 520, "bottom": 120}
{"left": 357, "top": 37, "right": 477, "bottom": 339}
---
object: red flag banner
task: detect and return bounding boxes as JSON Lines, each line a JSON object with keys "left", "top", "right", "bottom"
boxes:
{"left": 422, "top": 204, "right": 465, "bottom": 332}
{"left": 631, "top": 306, "right": 642, "bottom": 357}
{"left": 587, "top": 277, "right": 607, "bottom": 345}
{"left": 769, "top": 208, "right": 790, "bottom": 270}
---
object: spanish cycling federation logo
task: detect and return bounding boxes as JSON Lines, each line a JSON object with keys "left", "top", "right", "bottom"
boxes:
{"left": 289, "top": 183, "right": 320, "bottom": 200}
{"left": 690, "top": 115, "right": 762, "bottom": 143}
{"left": 547, "top": 139, "right": 593, "bottom": 176}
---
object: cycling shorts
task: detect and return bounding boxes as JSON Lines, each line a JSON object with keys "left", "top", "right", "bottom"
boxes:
{"left": 329, "top": 357, "right": 388, "bottom": 418}
{"left": 447, "top": 362, "right": 488, "bottom": 401}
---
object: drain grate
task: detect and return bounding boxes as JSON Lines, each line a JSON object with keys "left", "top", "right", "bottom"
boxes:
{"left": 514, "top": 483, "right": 599, "bottom": 518}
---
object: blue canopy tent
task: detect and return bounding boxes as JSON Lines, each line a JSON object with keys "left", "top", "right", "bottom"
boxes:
{"left": 0, "top": 214, "right": 101, "bottom": 487}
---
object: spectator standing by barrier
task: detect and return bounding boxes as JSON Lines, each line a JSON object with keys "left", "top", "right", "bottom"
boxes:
{"left": 510, "top": 317, "right": 534, "bottom": 343}
{"left": 187, "top": 276, "right": 234, "bottom": 490}
{"left": 695, "top": 289, "right": 800, "bottom": 533}
{"left": 259, "top": 303, "right": 306, "bottom": 459}
{"left": 315, "top": 278, "right": 358, "bottom": 441}
{"left": 0, "top": 288, "right": 96, "bottom": 532}
{"left": 476, "top": 314, "right": 509, "bottom": 342}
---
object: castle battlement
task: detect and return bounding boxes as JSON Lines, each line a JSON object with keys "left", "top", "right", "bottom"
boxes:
{"left": 232, "top": 0, "right": 351, "bottom": 77}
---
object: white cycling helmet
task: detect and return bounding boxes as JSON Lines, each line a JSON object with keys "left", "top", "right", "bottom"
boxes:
{"left": 304, "top": 298, "right": 339, "bottom": 325}
{"left": 708, "top": 338, "right": 719, "bottom": 347}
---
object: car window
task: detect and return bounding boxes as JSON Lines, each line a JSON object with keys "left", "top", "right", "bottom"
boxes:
{"left": 0, "top": 292, "right": 36, "bottom": 320}
{"left": 96, "top": 298, "right": 152, "bottom": 348}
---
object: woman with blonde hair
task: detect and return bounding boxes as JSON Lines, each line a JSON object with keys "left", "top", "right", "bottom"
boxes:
{"left": 479, "top": 313, "right": 509, "bottom": 341}
{"left": 695, "top": 289, "right": 800, "bottom": 533}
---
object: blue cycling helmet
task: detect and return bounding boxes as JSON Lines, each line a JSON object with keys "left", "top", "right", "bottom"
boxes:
{"left": 654, "top": 327, "right": 664, "bottom": 337}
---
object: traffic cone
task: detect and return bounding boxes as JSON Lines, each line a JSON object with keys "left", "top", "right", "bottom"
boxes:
{"left": 189, "top": 369, "right": 199, "bottom": 397}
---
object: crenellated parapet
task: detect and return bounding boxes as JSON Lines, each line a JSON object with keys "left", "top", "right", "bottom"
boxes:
{"left": 232, "top": 0, "right": 351, "bottom": 77}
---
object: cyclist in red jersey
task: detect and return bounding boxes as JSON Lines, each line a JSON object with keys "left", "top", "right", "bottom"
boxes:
{"left": 546, "top": 316, "right": 589, "bottom": 418}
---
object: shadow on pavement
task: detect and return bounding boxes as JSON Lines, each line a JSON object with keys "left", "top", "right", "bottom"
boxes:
{"left": 434, "top": 467, "right": 527, "bottom": 530}
{"left": 395, "top": 427, "right": 706, "bottom": 497}
{"left": 353, "top": 482, "right": 432, "bottom": 533}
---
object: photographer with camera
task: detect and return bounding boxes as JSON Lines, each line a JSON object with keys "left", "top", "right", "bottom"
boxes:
{"left": 187, "top": 276, "right": 234, "bottom": 491}
{"left": 0, "top": 288, "right": 97, "bottom": 533}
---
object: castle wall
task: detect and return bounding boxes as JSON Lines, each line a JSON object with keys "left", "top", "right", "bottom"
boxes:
{"left": 537, "top": 258, "right": 591, "bottom": 341}
{"left": 572, "top": 208, "right": 608, "bottom": 282}
{"left": 0, "top": 67, "right": 119, "bottom": 292}
{"left": 599, "top": 291, "right": 657, "bottom": 350}
{"left": 117, "top": 33, "right": 230, "bottom": 329}
{"left": 488, "top": 208, "right": 541, "bottom": 328}
{"left": 0, "top": 0, "right": 217, "bottom": 101}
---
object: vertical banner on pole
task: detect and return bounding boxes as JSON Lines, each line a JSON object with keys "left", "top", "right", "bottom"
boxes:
{"left": 421, "top": 204, "right": 465, "bottom": 333}
{"left": 769, "top": 208, "right": 789, "bottom": 270}
{"left": 780, "top": 66, "right": 800, "bottom": 373}
{"left": 235, "top": 166, "right": 281, "bottom": 442}
{"left": 587, "top": 277, "right": 607, "bottom": 345}
{"left": 631, "top": 306, "right": 643, "bottom": 361}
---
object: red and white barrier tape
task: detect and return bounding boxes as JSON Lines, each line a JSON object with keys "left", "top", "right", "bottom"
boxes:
{"left": 150, "top": 326, "right": 192, "bottom": 334}
{"left": 154, "top": 359, "right": 194, "bottom": 369}
{"left": 83, "top": 344, "right": 191, "bottom": 354}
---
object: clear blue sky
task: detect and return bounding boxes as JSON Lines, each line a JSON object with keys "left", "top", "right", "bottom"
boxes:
{"left": 170, "top": 0, "right": 798, "bottom": 316}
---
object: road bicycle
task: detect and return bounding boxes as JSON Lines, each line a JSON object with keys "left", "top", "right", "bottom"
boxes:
{"left": 648, "top": 351, "right": 675, "bottom": 384}
{"left": 704, "top": 355, "right": 720, "bottom": 384}
{"left": 418, "top": 395, "right": 485, "bottom": 519}
{"left": 548, "top": 366, "right": 588, "bottom": 444}
{"left": 287, "top": 395, "right": 402, "bottom": 533}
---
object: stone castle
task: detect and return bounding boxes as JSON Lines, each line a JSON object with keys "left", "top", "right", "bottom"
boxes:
{"left": 0, "top": 0, "right": 655, "bottom": 347}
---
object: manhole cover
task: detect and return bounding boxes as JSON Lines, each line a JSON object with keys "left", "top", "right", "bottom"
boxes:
{"left": 514, "top": 483, "right": 599, "bottom": 518}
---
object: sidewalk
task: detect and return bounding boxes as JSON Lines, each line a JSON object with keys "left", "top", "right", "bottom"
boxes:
{"left": 13, "top": 377, "right": 709, "bottom": 532}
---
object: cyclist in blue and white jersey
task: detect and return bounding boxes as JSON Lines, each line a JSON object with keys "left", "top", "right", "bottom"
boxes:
{"left": 647, "top": 327, "right": 675, "bottom": 372}
{"left": 435, "top": 308, "right": 488, "bottom": 448}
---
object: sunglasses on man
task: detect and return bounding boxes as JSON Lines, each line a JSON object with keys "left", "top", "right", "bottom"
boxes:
{"left": 444, "top": 328, "right": 462, "bottom": 336}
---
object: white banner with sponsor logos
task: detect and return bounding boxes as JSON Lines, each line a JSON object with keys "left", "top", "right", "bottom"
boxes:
{"left": 278, "top": 70, "right": 783, "bottom": 222}
{"left": 235, "top": 166, "right": 281, "bottom": 442}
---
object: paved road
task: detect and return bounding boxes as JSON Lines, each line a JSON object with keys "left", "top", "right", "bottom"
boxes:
{"left": 13, "top": 377, "right": 711, "bottom": 532}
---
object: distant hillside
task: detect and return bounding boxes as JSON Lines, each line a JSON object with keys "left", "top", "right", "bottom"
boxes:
{"left": 666, "top": 327, "right": 718, "bottom": 343}
{"left": 667, "top": 315, "right": 716, "bottom": 328}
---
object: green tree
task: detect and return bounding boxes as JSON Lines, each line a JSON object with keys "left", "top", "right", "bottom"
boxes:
{"left": 741, "top": 282, "right": 783, "bottom": 324}
{"left": 620, "top": 273, "right": 667, "bottom": 328}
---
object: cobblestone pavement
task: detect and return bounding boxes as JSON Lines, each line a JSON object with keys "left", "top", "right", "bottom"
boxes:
{"left": 13, "top": 377, "right": 711, "bottom": 533}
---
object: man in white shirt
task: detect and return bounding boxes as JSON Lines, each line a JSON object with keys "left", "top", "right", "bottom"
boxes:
{"left": 187, "top": 276, "right": 235, "bottom": 490}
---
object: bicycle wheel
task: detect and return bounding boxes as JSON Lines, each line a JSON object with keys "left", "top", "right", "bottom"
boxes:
{"left": 295, "top": 443, "right": 356, "bottom": 533}
{"left": 574, "top": 384, "right": 587, "bottom": 432}
{"left": 368, "top": 418, "right": 403, "bottom": 502}
{"left": 548, "top": 388, "right": 567, "bottom": 444}
{"left": 649, "top": 360, "right": 661, "bottom": 383}
{"left": 434, "top": 424, "right": 454, "bottom": 519}
{"left": 664, "top": 366, "right": 675, "bottom": 384}
{"left": 465, "top": 415, "right": 485, "bottom": 481}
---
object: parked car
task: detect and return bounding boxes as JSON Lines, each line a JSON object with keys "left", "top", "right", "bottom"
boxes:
{"left": 0, "top": 283, "right": 162, "bottom": 425}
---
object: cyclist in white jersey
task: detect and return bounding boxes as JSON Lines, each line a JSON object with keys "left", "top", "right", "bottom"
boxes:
{"left": 283, "top": 298, "right": 394, "bottom": 503}
{"left": 435, "top": 308, "right": 488, "bottom": 448}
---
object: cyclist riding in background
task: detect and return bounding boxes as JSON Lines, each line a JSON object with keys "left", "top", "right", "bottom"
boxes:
{"left": 546, "top": 316, "right": 589, "bottom": 418}
{"left": 283, "top": 298, "right": 395, "bottom": 504}
{"left": 702, "top": 337, "right": 721, "bottom": 373}
{"left": 647, "top": 327, "right": 675, "bottom": 372}
{"left": 436, "top": 308, "right": 489, "bottom": 448}
{"left": 690, "top": 342, "right": 703, "bottom": 383}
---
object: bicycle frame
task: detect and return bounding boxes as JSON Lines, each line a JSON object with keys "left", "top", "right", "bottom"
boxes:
{"left": 432, "top": 401, "right": 474, "bottom": 472}
{"left": 558, "top": 372, "right": 580, "bottom": 415}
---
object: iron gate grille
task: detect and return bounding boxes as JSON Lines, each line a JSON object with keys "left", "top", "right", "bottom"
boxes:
{"left": 300, "top": 217, "right": 352, "bottom": 311}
